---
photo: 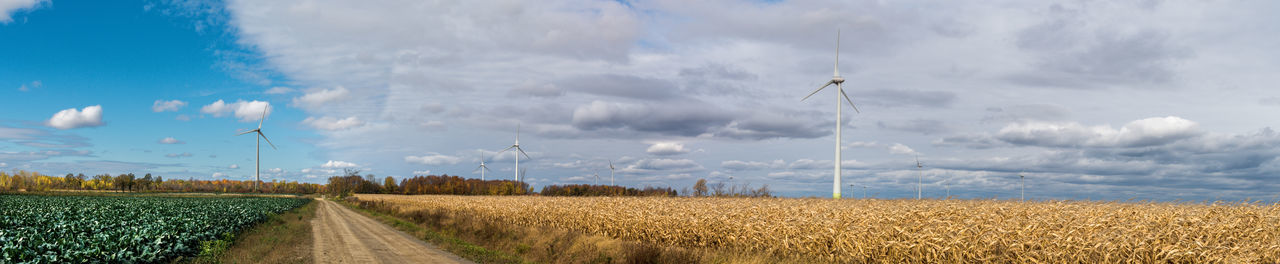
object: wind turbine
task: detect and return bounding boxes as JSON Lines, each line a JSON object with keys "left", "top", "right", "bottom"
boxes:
{"left": 498, "top": 125, "right": 532, "bottom": 182}
{"left": 593, "top": 170, "right": 600, "bottom": 185}
{"left": 608, "top": 159, "right": 616, "bottom": 186}
{"left": 236, "top": 109, "right": 275, "bottom": 192}
{"left": 475, "top": 155, "right": 492, "bottom": 181}
{"left": 915, "top": 155, "right": 924, "bottom": 200}
{"left": 1019, "top": 172, "right": 1026, "bottom": 202}
{"left": 801, "top": 30, "right": 861, "bottom": 200}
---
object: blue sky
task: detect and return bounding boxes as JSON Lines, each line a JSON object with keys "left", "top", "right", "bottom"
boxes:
{"left": 3, "top": 0, "right": 1280, "bottom": 201}
{"left": 1, "top": 0, "right": 317, "bottom": 182}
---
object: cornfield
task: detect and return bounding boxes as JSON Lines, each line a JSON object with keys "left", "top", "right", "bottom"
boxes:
{"left": 354, "top": 194, "right": 1280, "bottom": 263}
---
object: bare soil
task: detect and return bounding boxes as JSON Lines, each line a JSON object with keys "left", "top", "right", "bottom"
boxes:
{"left": 311, "top": 198, "right": 472, "bottom": 264}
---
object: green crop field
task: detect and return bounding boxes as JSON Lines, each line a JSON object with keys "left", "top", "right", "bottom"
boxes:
{"left": 0, "top": 195, "right": 308, "bottom": 263}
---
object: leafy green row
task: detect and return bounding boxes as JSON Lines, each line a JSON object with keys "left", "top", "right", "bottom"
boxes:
{"left": 0, "top": 195, "right": 307, "bottom": 263}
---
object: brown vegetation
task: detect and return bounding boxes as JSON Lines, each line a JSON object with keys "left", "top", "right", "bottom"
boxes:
{"left": 353, "top": 194, "right": 1280, "bottom": 263}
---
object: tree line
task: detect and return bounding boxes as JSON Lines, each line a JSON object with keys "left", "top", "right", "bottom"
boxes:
{"left": 325, "top": 169, "right": 531, "bottom": 197}
{"left": 539, "top": 184, "right": 677, "bottom": 197}
{"left": 0, "top": 170, "right": 320, "bottom": 194}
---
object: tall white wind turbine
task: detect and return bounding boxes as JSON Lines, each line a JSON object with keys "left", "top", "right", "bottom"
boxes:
{"left": 608, "top": 159, "right": 616, "bottom": 186}
{"left": 801, "top": 30, "right": 861, "bottom": 200}
{"left": 498, "top": 125, "right": 532, "bottom": 182}
{"left": 236, "top": 109, "right": 275, "bottom": 192}
{"left": 475, "top": 155, "right": 492, "bottom": 181}
{"left": 593, "top": 170, "right": 600, "bottom": 185}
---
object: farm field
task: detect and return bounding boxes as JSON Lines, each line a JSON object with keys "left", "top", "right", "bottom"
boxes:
{"left": 0, "top": 194, "right": 308, "bottom": 263}
{"left": 354, "top": 194, "right": 1280, "bottom": 263}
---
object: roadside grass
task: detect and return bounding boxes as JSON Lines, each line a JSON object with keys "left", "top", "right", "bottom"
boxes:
{"left": 339, "top": 197, "right": 808, "bottom": 264}
{"left": 189, "top": 199, "right": 318, "bottom": 264}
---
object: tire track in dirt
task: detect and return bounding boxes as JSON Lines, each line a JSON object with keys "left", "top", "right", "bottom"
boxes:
{"left": 311, "top": 198, "right": 471, "bottom": 264}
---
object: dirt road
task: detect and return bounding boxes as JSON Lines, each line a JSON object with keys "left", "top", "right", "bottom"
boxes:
{"left": 312, "top": 198, "right": 472, "bottom": 264}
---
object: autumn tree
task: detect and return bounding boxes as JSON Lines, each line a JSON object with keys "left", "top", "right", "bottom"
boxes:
{"left": 693, "top": 178, "right": 708, "bottom": 197}
{"left": 383, "top": 176, "right": 397, "bottom": 194}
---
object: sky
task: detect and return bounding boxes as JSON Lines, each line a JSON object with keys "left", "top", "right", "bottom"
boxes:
{"left": 2, "top": 0, "right": 1279, "bottom": 201}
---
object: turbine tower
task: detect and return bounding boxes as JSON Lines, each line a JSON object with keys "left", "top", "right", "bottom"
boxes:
{"left": 1019, "top": 172, "right": 1026, "bottom": 202}
{"left": 801, "top": 30, "right": 860, "bottom": 200}
{"left": 608, "top": 159, "right": 616, "bottom": 186}
{"left": 593, "top": 170, "right": 600, "bottom": 185}
{"left": 915, "top": 155, "right": 923, "bottom": 200}
{"left": 475, "top": 155, "right": 492, "bottom": 181}
{"left": 236, "top": 109, "right": 275, "bottom": 192}
{"left": 498, "top": 125, "right": 532, "bottom": 182}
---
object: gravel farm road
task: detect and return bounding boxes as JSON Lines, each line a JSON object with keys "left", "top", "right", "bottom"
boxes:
{"left": 312, "top": 198, "right": 472, "bottom": 264}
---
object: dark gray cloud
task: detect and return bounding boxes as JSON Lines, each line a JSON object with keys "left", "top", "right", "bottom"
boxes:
{"left": 981, "top": 104, "right": 1070, "bottom": 124}
{"left": 561, "top": 74, "right": 681, "bottom": 100}
{"left": 714, "top": 111, "right": 830, "bottom": 140}
{"left": 678, "top": 63, "right": 759, "bottom": 96}
{"left": 570, "top": 100, "right": 733, "bottom": 137}
{"left": 877, "top": 119, "right": 950, "bottom": 135}
{"left": 1009, "top": 4, "right": 1190, "bottom": 89}
{"left": 506, "top": 82, "right": 564, "bottom": 98}
{"left": 849, "top": 89, "right": 957, "bottom": 109}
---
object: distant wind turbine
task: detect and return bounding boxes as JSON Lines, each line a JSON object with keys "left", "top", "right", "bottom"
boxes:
{"left": 1019, "top": 172, "right": 1026, "bottom": 202}
{"left": 593, "top": 170, "right": 600, "bottom": 185}
{"left": 236, "top": 109, "right": 275, "bottom": 192}
{"left": 475, "top": 155, "right": 492, "bottom": 181}
{"left": 497, "top": 125, "right": 532, "bottom": 182}
{"left": 609, "top": 159, "right": 616, "bottom": 186}
{"left": 801, "top": 30, "right": 861, "bottom": 200}
{"left": 915, "top": 155, "right": 924, "bottom": 200}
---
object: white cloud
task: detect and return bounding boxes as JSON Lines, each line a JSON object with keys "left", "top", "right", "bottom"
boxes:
{"left": 646, "top": 142, "right": 690, "bottom": 156}
{"left": 158, "top": 137, "right": 184, "bottom": 144}
{"left": 165, "top": 152, "right": 193, "bottom": 158}
{"left": 997, "top": 116, "right": 1201, "bottom": 148}
{"left": 292, "top": 86, "right": 349, "bottom": 108}
{"left": 229, "top": 164, "right": 240, "bottom": 169}
{"left": 888, "top": 143, "right": 917, "bottom": 155}
{"left": 321, "top": 160, "right": 359, "bottom": 168}
{"left": 175, "top": 115, "right": 191, "bottom": 121}
{"left": 47, "top": 105, "right": 104, "bottom": 130}
{"left": 266, "top": 168, "right": 284, "bottom": 173}
{"left": 264, "top": 86, "right": 295, "bottom": 94}
{"left": 721, "top": 159, "right": 784, "bottom": 171}
{"left": 404, "top": 153, "right": 463, "bottom": 166}
{"left": 302, "top": 116, "right": 365, "bottom": 131}
{"left": 413, "top": 170, "right": 432, "bottom": 175}
{"left": 152, "top": 100, "right": 188, "bottom": 112}
{"left": 200, "top": 99, "right": 272, "bottom": 122}
{"left": 212, "top": 172, "right": 226, "bottom": 178}
{"left": 0, "top": 0, "right": 44, "bottom": 24}
{"left": 17, "top": 80, "right": 40, "bottom": 92}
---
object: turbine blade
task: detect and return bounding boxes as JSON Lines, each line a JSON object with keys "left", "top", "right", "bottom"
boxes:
{"left": 499, "top": 145, "right": 515, "bottom": 154}
{"left": 258, "top": 108, "right": 268, "bottom": 129}
{"left": 484, "top": 166, "right": 492, "bottom": 172}
{"left": 839, "top": 88, "right": 860, "bottom": 113}
{"left": 258, "top": 131, "right": 277, "bottom": 150}
{"left": 236, "top": 129, "right": 257, "bottom": 136}
{"left": 518, "top": 148, "right": 531, "bottom": 160}
{"left": 801, "top": 81, "right": 834, "bottom": 101}
{"left": 835, "top": 29, "right": 840, "bottom": 76}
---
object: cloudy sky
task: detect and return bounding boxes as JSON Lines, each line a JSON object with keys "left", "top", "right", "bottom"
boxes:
{"left": 2, "top": 0, "right": 1279, "bottom": 200}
